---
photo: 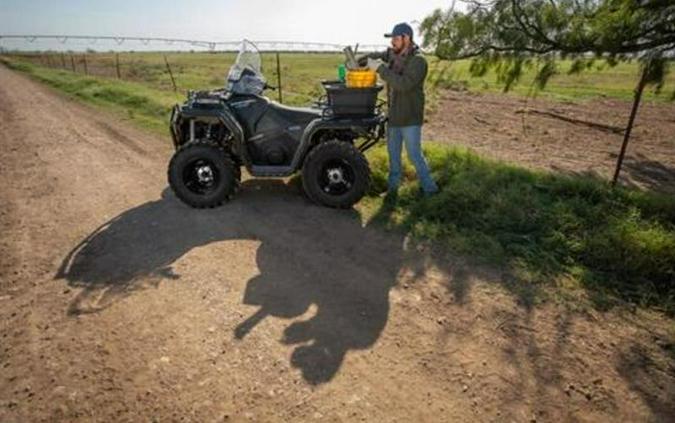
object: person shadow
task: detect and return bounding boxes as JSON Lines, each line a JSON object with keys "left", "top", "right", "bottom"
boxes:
{"left": 56, "top": 180, "right": 407, "bottom": 384}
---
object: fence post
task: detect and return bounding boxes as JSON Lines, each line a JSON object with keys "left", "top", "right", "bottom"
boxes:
{"left": 82, "top": 54, "right": 88, "bottom": 75}
{"left": 276, "top": 52, "right": 283, "bottom": 103}
{"left": 612, "top": 62, "right": 648, "bottom": 186}
{"left": 163, "top": 55, "right": 177, "bottom": 92}
{"left": 61, "top": 53, "right": 66, "bottom": 68}
{"left": 115, "top": 53, "right": 121, "bottom": 79}
{"left": 70, "top": 54, "right": 76, "bottom": 72}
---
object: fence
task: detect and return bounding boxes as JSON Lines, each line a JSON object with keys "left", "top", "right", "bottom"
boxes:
{"left": 0, "top": 35, "right": 389, "bottom": 104}
{"left": 2, "top": 50, "right": 337, "bottom": 104}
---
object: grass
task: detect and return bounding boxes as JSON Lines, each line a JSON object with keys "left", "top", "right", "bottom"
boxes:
{"left": 0, "top": 58, "right": 182, "bottom": 134}
{"left": 362, "top": 145, "right": 675, "bottom": 314}
{"left": 2, "top": 54, "right": 674, "bottom": 315}
{"left": 425, "top": 58, "right": 675, "bottom": 103}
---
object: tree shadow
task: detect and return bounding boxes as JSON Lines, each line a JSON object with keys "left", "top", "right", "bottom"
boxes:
{"left": 56, "top": 180, "right": 406, "bottom": 384}
{"left": 616, "top": 342, "right": 675, "bottom": 420}
{"left": 622, "top": 153, "right": 675, "bottom": 195}
{"left": 551, "top": 153, "right": 675, "bottom": 195}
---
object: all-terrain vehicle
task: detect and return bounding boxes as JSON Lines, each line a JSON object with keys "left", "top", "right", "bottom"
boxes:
{"left": 168, "top": 40, "right": 386, "bottom": 209}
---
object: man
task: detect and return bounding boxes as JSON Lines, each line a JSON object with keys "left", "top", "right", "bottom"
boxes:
{"left": 360, "top": 22, "right": 438, "bottom": 198}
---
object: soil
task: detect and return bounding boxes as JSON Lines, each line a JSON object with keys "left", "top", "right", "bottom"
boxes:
{"left": 425, "top": 90, "right": 675, "bottom": 194}
{"left": 0, "top": 64, "right": 673, "bottom": 422}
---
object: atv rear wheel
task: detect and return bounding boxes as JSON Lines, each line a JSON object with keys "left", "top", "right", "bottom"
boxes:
{"left": 302, "top": 140, "right": 370, "bottom": 209}
{"left": 168, "top": 140, "right": 240, "bottom": 208}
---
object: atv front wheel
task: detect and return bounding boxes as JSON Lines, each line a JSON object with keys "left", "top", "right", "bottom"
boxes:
{"left": 302, "top": 140, "right": 370, "bottom": 209}
{"left": 168, "top": 140, "right": 240, "bottom": 208}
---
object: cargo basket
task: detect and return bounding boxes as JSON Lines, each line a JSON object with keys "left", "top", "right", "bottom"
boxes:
{"left": 321, "top": 81, "right": 383, "bottom": 117}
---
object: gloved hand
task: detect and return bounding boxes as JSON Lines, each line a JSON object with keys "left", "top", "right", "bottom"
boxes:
{"left": 367, "top": 58, "right": 385, "bottom": 72}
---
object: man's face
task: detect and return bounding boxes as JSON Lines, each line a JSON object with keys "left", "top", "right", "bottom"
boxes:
{"left": 390, "top": 35, "right": 408, "bottom": 53}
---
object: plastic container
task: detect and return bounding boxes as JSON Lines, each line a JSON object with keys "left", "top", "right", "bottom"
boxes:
{"left": 346, "top": 68, "right": 377, "bottom": 88}
{"left": 337, "top": 64, "right": 346, "bottom": 82}
{"left": 321, "top": 81, "right": 382, "bottom": 117}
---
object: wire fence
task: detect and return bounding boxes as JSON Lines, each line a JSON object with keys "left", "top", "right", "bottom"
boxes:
{"left": 0, "top": 35, "right": 392, "bottom": 103}
{"left": 1, "top": 50, "right": 353, "bottom": 105}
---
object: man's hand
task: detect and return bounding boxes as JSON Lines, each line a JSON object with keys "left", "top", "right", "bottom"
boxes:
{"left": 367, "top": 58, "right": 384, "bottom": 72}
{"left": 356, "top": 55, "right": 369, "bottom": 67}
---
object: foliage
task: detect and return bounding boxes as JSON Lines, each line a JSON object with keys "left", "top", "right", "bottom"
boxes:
{"left": 420, "top": 0, "right": 675, "bottom": 94}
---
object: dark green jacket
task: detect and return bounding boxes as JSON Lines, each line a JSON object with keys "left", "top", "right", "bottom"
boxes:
{"left": 367, "top": 47, "right": 428, "bottom": 127}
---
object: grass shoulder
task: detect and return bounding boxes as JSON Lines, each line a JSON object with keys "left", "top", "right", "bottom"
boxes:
{"left": 361, "top": 144, "right": 675, "bottom": 315}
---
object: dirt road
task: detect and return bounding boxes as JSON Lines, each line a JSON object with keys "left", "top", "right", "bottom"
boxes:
{"left": 0, "top": 65, "right": 673, "bottom": 422}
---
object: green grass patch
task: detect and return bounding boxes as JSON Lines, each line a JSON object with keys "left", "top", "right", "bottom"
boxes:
{"left": 362, "top": 144, "right": 675, "bottom": 314}
{"left": 1, "top": 57, "right": 181, "bottom": 134}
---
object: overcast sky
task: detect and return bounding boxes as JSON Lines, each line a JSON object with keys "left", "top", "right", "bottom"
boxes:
{"left": 0, "top": 0, "right": 457, "bottom": 51}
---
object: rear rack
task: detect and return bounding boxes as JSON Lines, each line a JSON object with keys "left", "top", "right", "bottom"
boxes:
{"left": 320, "top": 81, "right": 384, "bottom": 118}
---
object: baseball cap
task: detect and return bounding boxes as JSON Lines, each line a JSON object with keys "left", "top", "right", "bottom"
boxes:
{"left": 384, "top": 23, "right": 414, "bottom": 39}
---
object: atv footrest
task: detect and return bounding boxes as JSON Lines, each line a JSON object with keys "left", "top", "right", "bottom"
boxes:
{"left": 249, "top": 165, "right": 294, "bottom": 177}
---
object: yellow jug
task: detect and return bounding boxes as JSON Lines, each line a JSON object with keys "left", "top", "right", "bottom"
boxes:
{"left": 346, "top": 69, "right": 377, "bottom": 88}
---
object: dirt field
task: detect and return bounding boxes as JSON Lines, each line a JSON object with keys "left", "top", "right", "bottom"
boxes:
{"left": 0, "top": 64, "right": 673, "bottom": 422}
{"left": 426, "top": 90, "right": 675, "bottom": 194}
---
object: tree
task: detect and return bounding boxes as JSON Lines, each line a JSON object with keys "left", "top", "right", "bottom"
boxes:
{"left": 420, "top": 0, "right": 675, "bottom": 185}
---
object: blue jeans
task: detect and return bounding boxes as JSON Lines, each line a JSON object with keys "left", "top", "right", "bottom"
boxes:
{"left": 387, "top": 125, "right": 438, "bottom": 193}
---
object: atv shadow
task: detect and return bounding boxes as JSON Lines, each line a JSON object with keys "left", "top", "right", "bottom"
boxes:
{"left": 56, "top": 180, "right": 406, "bottom": 384}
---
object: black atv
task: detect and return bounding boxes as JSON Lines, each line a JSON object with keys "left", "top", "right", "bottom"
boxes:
{"left": 168, "top": 40, "right": 386, "bottom": 209}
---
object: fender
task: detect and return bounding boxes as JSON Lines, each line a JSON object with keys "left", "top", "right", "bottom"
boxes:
{"left": 217, "top": 103, "right": 248, "bottom": 165}
{"left": 171, "top": 102, "right": 250, "bottom": 166}
{"left": 289, "top": 115, "right": 386, "bottom": 171}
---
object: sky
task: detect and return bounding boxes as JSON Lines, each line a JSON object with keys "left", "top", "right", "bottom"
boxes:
{"left": 0, "top": 0, "right": 457, "bottom": 51}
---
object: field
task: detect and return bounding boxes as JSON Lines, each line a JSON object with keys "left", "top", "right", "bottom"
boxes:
{"left": 2, "top": 52, "right": 674, "bottom": 314}
{"left": 1, "top": 53, "right": 675, "bottom": 313}
{"left": 9, "top": 51, "right": 675, "bottom": 106}
{"left": 1, "top": 52, "right": 674, "bottom": 421}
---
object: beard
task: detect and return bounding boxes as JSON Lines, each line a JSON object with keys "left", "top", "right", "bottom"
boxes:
{"left": 391, "top": 40, "right": 412, "bottom": 55}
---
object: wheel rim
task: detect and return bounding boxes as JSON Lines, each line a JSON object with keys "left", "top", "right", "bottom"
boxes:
{"left": 318, "top": 158, "right": 355, "bottom": 196}
{"left": 183, "top": 158, "right": 220, "bottom": 195}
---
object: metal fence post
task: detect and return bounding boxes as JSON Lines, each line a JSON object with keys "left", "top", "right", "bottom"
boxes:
{"left": 164, "top": 55, "right": 177, "bottom": 92}
{"left": 276, "top": 52, "right": 283, "bottom": 103}
{"left": 115, "top": 53, "right": 121, "bottom": 79}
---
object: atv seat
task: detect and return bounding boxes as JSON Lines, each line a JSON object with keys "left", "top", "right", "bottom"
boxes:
{"left": 268, "top": 101, "right": 322, "bottom": 125}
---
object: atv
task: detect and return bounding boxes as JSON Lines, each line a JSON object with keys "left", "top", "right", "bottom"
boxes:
{"left": 168, "top": 40, "right": 386, "bottom": 209}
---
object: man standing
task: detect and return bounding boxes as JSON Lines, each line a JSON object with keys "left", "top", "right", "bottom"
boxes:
{"left": 361, "top": 22, "right": 438, "bottom": 198}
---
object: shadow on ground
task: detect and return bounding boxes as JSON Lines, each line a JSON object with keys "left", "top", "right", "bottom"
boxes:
{"left": 622, "top": 153, "right": 675, "bottom": 195}
{"left": 56, "top": 180, "right": 412, "bottom": 384}
{"left": 552, "top": 152, "right": 675, "bottom": 195}
{"left": 53, "top": 179, "right": 674, "bottom": 419}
